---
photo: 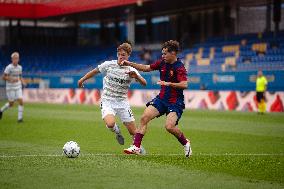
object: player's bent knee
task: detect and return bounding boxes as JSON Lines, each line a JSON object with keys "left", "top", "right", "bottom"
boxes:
{"left": 105, "top": 123, "right": 115, "bottom": 128}
{"left": 104, "top": 120, "right": 116, "bottom": 128}
{"left": 103, "top": 115, "right": 116, "bottom": 128}
{"left": 18, "top": 99, "right": 24, "bottom": 105}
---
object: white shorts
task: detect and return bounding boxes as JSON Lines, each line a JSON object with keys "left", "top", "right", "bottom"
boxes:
{"left": 100, "top": 98, "right": 135, "bottom": 123}
{"left": 6, "top": 88, "right": 23, "bottom": 101}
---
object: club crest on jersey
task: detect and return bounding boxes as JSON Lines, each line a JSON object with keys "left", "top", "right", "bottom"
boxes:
{"left": 169, "top": 70, "right": 174, "bottom": 77}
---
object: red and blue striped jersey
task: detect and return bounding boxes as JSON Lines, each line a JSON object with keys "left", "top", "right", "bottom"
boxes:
{"left": 150, "top": 59, "right": 188, "bottom": 105}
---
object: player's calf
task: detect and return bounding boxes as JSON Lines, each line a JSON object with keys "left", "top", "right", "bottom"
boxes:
{"left": 165, "top": 124, "right": 177, "bottom": 134}
{"left": 140, "top": 114, "right": 151, "bottom": 125}
{"left": 139, "top": 113, "right": 153, "bottom": 133}
{"left": 0, "top": 102, "right": 12, "bottom": 120}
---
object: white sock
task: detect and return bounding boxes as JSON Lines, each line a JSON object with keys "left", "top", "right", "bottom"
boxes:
{"left": 18, "top": 105, "right": 24, "bottom": 120}
{"left": 107, "top": 124, "right": 120, "bottom": 134}
{"left": 1, "top": 103, "right": 10, "bottom": 112}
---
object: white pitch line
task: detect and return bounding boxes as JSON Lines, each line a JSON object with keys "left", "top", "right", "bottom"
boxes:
{"left": 0, "top": 153, "right": 283, "bottom": 158}
{"left": 140, "top": 153, "right": 284, "bottom": 157}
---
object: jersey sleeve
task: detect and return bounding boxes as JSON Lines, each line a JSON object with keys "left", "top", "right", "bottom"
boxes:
{"left": 150, "top": 59, "right": 162, "bottom": 70}
{"left": 97, "top": 61, "right": 111, "bottom": 74}
{"left": 4, "top": 65, "right": 10, "bottom": 74}
{"left": 176, "top": 65, "right": 188, "bottom": 82}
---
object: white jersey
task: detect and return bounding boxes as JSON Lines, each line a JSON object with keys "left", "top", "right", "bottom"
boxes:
{"left": 4, "top": 64, "right": 22, "bottom": 90}
{"left": 98, "top": 60, "right": 141, "bottom": 100}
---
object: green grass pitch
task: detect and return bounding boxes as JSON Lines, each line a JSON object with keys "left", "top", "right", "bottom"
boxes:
{"left": 0, "top": 103, "right": 283, "bottom": 189}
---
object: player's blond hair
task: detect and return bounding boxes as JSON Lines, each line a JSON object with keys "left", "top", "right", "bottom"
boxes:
{"left": 11, "top": 52, "right": 20, "bottom": 58}
{"left": 117, "top": 43, "right": 132, "bottom": 55}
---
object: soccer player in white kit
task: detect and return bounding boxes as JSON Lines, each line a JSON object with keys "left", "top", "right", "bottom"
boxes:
{"left": 0, "top": 52, "right": 25, "bottom": 122}
{"left": 78, "top": 43, "right": 147, "bottom": 148}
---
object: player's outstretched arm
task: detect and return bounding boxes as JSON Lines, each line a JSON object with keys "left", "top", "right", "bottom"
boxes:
{"left": 157, "top": 80, "right": 188, "bottom": 89}
{"left": 120, "top": 60, "right": 153, "bottom": 72}
{"left": 2, "top": 73, "right": 17, "bottom": 83}
{"left": 78, "top": 68, "right": 100, "bottom": 88}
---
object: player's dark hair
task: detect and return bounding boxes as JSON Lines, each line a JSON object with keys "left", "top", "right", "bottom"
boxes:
{"left": 117, "top": 42, "right": 132, "bottom": 55}
{"left": 162, "top": 40, "right": 179, "bottom": 53}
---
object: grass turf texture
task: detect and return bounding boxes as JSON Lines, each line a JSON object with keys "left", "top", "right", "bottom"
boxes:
{"left": 0, "top": 103, "right": 283, "bottom": 189}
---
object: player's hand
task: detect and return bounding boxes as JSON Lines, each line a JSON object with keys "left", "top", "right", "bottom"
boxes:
{"left": 126, "top": 71, "right": 138, "bottom": 79}
{"left": 9, "top": 78, "right": 19, "bottom": 83}
{"left": 157, "top": 80, "right": 170, "bottom": 86}
{"left": 78, "top": 79, "right": 85, "bottom": 88}
{"left": 120, "top": 60, "right": 131, "bottom": 66}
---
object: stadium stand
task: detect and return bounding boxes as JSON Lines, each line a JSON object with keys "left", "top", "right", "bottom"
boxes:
{"left": 0, "top": 32, "right": 283, "bottom": 75}
{"left": 0, "top": 45, "right": 161, "bottom": 75}
{"left": 181, "top": 31, "right": 284, "bottom": 73}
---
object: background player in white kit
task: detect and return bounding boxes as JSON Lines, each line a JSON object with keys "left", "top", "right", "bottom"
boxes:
{"left": 0, "top": 52, "right": 25, "bottom": 122}
{"left": 78, "top": 43, "right": 147, "bottom": 148}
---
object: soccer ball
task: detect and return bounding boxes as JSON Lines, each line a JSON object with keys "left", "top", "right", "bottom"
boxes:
{"left": 63, "top": 141, "right": 80, "bottom": 158}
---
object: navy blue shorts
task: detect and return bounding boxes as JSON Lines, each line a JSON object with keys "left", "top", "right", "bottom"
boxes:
{"left": 146, "top": 97, "right": 184, "bottom": 125}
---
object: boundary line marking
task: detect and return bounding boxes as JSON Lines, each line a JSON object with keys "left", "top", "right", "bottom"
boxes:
{"left": 0, "top": 153, "right": 283, "bottom": 158}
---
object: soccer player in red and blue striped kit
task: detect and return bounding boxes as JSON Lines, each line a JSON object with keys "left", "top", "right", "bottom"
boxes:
{"left": 120, "top": 40, "right": 192, "bottom": 158}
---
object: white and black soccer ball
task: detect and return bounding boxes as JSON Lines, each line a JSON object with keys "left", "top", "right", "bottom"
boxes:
{"left": 63, "top": 141, "right": 80, "bottom": 158}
